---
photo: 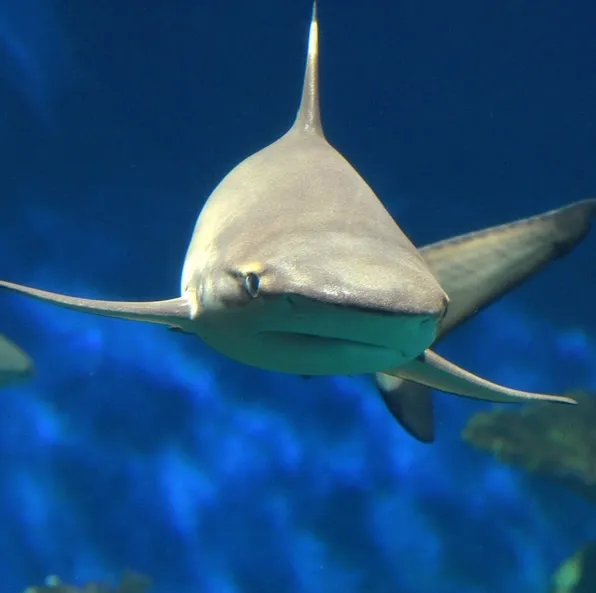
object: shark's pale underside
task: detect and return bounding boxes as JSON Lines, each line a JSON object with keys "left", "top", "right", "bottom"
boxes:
{"left": 0, "top": 3, "right": 589, "bottom": 423}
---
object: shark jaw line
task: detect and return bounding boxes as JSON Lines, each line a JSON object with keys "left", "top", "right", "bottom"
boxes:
{"left": 252, "top": 329, "right": 405, "bottom": 376}
{"left": 259, "top": 329, "right": 387, "bottom": 344}
{"left": 257, "top": 328, "right": 400, "bottom": 351}
{"left": 195, "top": 293, "right": 439, "bottom": 376}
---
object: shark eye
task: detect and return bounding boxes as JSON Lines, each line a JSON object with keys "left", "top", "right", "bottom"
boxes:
{"left": 243, "top": 272, "right": 260, "bottom": 298}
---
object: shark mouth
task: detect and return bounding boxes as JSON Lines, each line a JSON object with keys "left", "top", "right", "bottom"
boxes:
{"left": 258, "top": 330, "right": 393, "bottom": 350}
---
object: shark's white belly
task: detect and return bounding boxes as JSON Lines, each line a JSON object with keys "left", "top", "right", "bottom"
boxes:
{"left": 196, "top": 294, "right": 438, "bottom": 375}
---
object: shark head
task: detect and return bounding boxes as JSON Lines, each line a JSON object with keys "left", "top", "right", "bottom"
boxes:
{"left": 182, "top": 200, "right": 448, "bottom": 375}
{"left": 178, "top": 3, "right": 448, "bottom": 374}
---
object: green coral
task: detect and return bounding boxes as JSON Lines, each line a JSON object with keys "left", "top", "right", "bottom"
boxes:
{"left": 23, "top": 571, "right": 151, "bottom": 593}
{"left": 550, "top": 541, "right": 596, "bottom": 593}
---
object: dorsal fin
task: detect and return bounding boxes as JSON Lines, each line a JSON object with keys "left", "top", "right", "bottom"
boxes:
{"left": 292, "top": 1, "right": 323, "bottom": 136}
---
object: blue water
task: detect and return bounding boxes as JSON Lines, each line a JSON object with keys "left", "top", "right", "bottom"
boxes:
{"left": 1, "top": 0, "right": 595, "bottom": 591}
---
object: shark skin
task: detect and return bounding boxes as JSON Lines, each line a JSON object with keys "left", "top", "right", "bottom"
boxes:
{"left": 0, "top": 2, "right": 584, "bottom": 420}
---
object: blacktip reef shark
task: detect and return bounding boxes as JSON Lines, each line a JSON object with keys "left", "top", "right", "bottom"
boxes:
{"left": 0, "top": 3, "right": 592, "bottom": 435}
{"left": 0, "top": 333, "right": 34, "bottom": 387}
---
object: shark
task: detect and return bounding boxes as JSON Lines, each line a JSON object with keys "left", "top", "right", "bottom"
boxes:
{"left": 0, "top": 333, "right": 34, "bottom": 387}
{"left": 0, "top": 2, "right": 586, "bottom": 418}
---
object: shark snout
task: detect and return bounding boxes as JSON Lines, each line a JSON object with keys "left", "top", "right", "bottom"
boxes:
{"left": 394, "top": 264, "right": 450, "bottom": 321}
{"left": 435, "top": 292, "right": 450, "bottom": 320}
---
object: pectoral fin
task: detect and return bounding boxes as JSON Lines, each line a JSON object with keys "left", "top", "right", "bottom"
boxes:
{"left": 386, "top": 349, "right": 577, "bottom": 405}
{"left": 374, "top": 373, "right": 435, "bottom": 443}
{"left": 0, "top": 280, "right": 191, "bottom": 328}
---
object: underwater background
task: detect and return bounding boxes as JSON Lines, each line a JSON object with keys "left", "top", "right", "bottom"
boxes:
{"left": 1, "top": 0, "right": 596, "bottom": 591}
